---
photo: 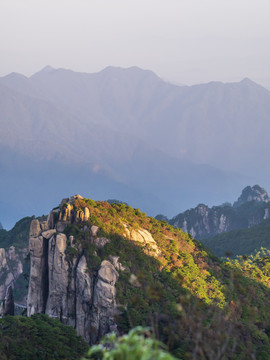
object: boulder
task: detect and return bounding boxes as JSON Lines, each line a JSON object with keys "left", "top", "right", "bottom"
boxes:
{"left": 29, "top": 219, "right": 41, "bottom": 237}
{"left": 93, "top": 237, "right": 110, "bottom": 249}
{"left": 42, "top": 229, "right": 56, "bottom": 240}
{"left": 91, "top": 225, "right": 99, "bottom": 237}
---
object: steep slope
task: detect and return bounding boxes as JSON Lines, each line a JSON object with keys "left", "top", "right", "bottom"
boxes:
{"left": 25, "top": 195, "right": 270, "bottom": 358}
{"left": 168, "top": 185, "right": 270, "bottom": 240}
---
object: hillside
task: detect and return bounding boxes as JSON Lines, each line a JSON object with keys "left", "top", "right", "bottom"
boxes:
{"left": 202, "top": 218, "right": 270, "bottom": 257}
{"left": 0, "top": 314, "right": 88, "bottom": 359}
{"left": 22, "top": 195, "right": 270, "bottom": 358}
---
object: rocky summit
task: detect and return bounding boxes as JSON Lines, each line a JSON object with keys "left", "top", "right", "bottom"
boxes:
{"left": 27, "top": 195, "right": 162, "bottom": 344}
{"left": 233, "top": 184, "right": 270, "bottom": 207}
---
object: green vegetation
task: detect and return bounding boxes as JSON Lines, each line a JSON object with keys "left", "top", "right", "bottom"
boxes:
{"left": 0, "top": 314, "right": 88, "bottom": 360}
{"left": 85, "top": 327, "right": 176, "bottom": 360}
{"left": 3, "top": 198, "right": 270, "bottom": 359}
{"left": 203, "top": 218, "right": 270, "bottom": 257}
{"left": 61, "top": 198, "right": 270, "bottom": 358}
{"left": 0, "top": 216, "right": 33, "bottom": 249}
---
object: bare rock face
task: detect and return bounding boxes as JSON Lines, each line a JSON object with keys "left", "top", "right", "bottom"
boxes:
{"left": 41, "top": 229, "right": 56, "bottom": 240}
{"left": 90, "top": 260, "right": 119, "bottom": 344}
{"left": 27, "top": 197, "right": 120, "bottom": 345}
{"left": 27, "top": 235, "right": 48, "bottom": 316}
{"left": 29, "top": 219, "right": 41, "bottom": 237}
{"left": 0, "top": 247, "right": 24, "bottom": 301}
{"left": 234, "top": 185, "right": 270, "bottom": 208}
{"left": 91, "top": 226, "right": 99, "bottom": 237}
{"left": 46, "top": 233, "right": 69, "bottom": 321}
{"left": 123, "top": 224, "right": 161, "bottom": 256}
{"left": 75, "top": 255, "right": 92, "bottom": 342}
{"left": 2, "top": 285, "right": 14, "bottom": 316}
{"left": 93, "top": 237, "right": 111, "bottom": 249}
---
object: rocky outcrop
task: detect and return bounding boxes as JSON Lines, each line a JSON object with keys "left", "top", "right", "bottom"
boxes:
{"left": 2, "top": 285, "right": 14, "bottom": 316}
{"left": 90, "top": 260, "right": 119, "bottom": 344}
{"left": 75, "top": 255, "right": 92, "bottom": 342}
{"left": 27, "top": 235, "right": 48, "bottom": 315}
{"left": 45, "top": 234, "right": 69, "bottom": 321}
{"left": 122, "top": 224, "right": 161, "bottom": 256}
{"left": 233, "top": 185, "right": 270, "bottom": 207}
{"left": 0, "top": 246, "right": 24, "bottom": 301}
{"left": 27, "top": 195, "right": 121, "bottom": 344}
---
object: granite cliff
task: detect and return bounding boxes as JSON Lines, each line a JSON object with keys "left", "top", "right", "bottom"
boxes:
{"left": 0, "top": 217, "right": 32, "bottom": 306}
{"left": 27, "top": 195, "right": 160, "bottom": 343}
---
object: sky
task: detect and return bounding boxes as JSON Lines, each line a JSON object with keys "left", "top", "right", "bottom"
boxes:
{"left": 1, "top": 0, "right": 270, "bottom": 87}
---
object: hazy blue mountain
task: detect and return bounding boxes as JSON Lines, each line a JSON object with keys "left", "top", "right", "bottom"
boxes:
{"left": 2, "top": 66, "right": 269, "bottom": 179}
{"left": 2, "top": 66, "right": 265, "bottom": 228}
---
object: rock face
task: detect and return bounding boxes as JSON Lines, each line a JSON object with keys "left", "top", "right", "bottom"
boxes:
{"left": 233, "top": 185, "right": 270, "bottom": 207}
{"left": 0, "top": 246, "right": 24, "bottom": 301}
{"left": 2, "top": 285, "right": 15, "bottom": 316}
{"left": 90, "top": 260, "right": 119, "bottom": 344}
{"left": 122, "top": 224, "right": 161, "bottom": 256}
{"left": 168, "top": 185, "right": 270, "bottom": 240}
{"left": 27, "top": 195, "right": 120, "bottom": 344}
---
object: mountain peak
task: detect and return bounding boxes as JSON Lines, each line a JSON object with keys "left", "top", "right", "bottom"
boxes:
{"left": 233, "top": 185, "right": 270, "bottom": 207}
{"left": 31, "top": 65, "right": 55, "bottom": 78}
{"left": 39, "top": 65, "right": 55, "bottom": 73}
{"left": 240, "top": 77, "right": 254, "bottom": 84}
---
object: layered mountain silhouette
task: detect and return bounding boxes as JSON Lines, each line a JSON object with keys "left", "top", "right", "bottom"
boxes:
{"left": 2, "top": 66, "right": 269, "bottom": 227}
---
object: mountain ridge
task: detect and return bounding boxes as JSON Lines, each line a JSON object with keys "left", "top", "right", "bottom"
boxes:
{"left": 2, "top": 65, "right": 270, "bottom": 228}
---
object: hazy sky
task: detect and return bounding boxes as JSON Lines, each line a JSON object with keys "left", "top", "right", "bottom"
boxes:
{"left": 1, "top": 0, "right": 270, "bottom": 87}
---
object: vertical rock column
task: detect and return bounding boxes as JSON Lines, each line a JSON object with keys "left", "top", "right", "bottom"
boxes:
{"left": 27, "top": 220, "right": 47, "bottom": 316}
{"left": 45, "top": 233, "right": 69, "bottom": 322}
{"left": 75, "top": 255, "right": 92, "bottom": 343}
{"left": 90, "top": 260, "right": 119, "bottom": 344}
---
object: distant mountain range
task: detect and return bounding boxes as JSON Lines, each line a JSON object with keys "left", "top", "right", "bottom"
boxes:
{"left": 2, "top": 66, "right": 270, "bottom": 228}
{"left": 162, "top": 185, "right": 270, "bottom": 239}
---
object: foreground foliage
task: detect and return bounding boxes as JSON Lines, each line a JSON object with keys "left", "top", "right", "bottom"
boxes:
{"left": 85, "top": 327, "right": 176, "bottom": 360}
{"left": 0, "top": 314, "right": 88, "bottom": 360}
